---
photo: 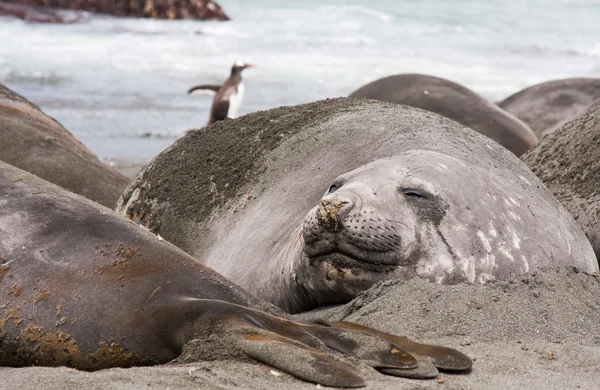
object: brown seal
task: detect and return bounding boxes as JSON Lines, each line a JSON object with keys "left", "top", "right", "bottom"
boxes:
{"left": 499, "top": 77, "right": 600, "bottom": 137}
{"left": 349, "top": 73, "right": 537, "bottom": 156}
{"left": 0, "top": 160, "right": 471, "bottom": 386}
{"left": 0, "top": 83, "right": 129, "bottom": 208}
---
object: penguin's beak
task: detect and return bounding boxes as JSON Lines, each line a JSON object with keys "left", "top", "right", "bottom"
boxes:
{"left": 245, "top": 64, "right": 256, "bottom": 68}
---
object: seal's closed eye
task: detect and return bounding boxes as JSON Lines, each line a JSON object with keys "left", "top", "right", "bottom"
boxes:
{"left": 401, "top": 187, "right": 432, "bottom": 200}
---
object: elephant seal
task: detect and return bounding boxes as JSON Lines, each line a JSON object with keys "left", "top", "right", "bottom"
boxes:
{"left": 117, "top": 99, "right": 596, "bottom": 313}
{"left": 523, "top": 105, "right": 600, "bottom": 263}
{"left": 348, "top": 73, "right": 537, "bottom": 156}
{"left": 0, "top": 160, "right": 471, "bottom": 385}
{"left": 286, "top": 152, "right": 598, "bottom": 311}
{"left": 0, "top": 83, "right": 129, "bottom": 208}
{"left": 498, "top": 78, "right": 600, "bottom": 137}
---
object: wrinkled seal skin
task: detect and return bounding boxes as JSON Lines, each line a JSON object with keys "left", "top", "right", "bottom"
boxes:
{"left": 287, "top": 152, "right": 598, "bottom": 312}
{"left": 499, "top": 78, "right": 600, "bottom": 137}
{"left": 523, "top": 105, "right": 600, "bottom": 264}
{"left": 0, "top": 161, "right": 472, "bottom": 386}
{"left": 0, "top": 0, "right": 229, "bottom": 22}
{"left": 116, "top": 99, "right": 596, "bottom": 314}
{"left": 0, "top": 83, "right": 129, "bottom": 208}
{"left": 349, "top": 73, "right": 538, "bottom": 156}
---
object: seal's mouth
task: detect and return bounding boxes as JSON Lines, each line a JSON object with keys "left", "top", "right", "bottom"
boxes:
{"left": 306, "top": 250, "right": 399, "bottom": 273}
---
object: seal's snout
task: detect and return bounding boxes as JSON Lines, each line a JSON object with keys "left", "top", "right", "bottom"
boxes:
{"left": 316, "top": 198, "right": 351, "bottom": 231}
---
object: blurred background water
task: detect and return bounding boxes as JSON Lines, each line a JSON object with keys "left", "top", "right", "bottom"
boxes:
{"left": 0, "top": 0, "right": 598, "bottom": 162}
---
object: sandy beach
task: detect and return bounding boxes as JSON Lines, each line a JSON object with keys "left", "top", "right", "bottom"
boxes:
{"left": 1, "top": 2, "right": 599, "bottom": 389}
{"left": 1, "top": 267, "right": 598, "bottom": 390}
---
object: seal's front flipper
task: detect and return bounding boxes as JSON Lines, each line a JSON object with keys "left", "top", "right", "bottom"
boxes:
{"left": 301, "top": 323, "right": 418, "bottom": 370}
{"left": 238, "top": 330, "right": 365, "bottom": 388}
{"left": 305, "top": 322, "right": 438, "bottom": 379}
{"left": 326, "top": 321, "right": 472, "bottom": 372}
{"left": 378, "top": 359, "right": 439, "bottom": 379}
{"left": 230, "top": 305, "right": 420, "bottom": 373}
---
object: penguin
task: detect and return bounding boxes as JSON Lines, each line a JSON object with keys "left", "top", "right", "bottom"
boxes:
{"left": 188, "top": 60, "right": 255, "bottom": 125}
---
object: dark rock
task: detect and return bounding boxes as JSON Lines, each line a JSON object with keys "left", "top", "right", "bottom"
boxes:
{"left": 0, "top": 0, "right": 230, "bottom": 22}
{"left": 0, "top": 2, "right": 79, "bottom": 23}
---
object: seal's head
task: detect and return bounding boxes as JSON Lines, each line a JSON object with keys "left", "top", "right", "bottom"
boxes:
{"left": 290, "top": 153, "right": 452, "bottom": 312}
{"left": 288, "top": 147, "right": 590, "bottom": 313}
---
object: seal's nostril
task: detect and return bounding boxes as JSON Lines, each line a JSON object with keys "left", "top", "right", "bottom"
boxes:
{"left": 316, "top": 198, "right": 351, "bottom": 231}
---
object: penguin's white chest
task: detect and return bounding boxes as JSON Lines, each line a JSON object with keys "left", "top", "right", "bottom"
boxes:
{"left": 227, "top": 83, "right": 244, "bottom": 119}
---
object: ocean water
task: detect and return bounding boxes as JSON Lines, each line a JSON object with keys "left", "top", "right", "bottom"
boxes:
{"left": 0, "top": 0, "right": 599, "bottom": 161}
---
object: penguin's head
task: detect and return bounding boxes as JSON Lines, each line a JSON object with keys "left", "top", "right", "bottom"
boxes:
{"left": 231, "top": 60, "right": 255, "bottom": 75}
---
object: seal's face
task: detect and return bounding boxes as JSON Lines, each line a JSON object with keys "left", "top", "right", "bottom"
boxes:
{"left": 297, "top": 156, "right": 449, "bottom": 306}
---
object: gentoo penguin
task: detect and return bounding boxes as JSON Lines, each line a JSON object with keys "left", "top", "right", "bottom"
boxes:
{"left": 188, "top": 60, "right": 255, "bottom": 125}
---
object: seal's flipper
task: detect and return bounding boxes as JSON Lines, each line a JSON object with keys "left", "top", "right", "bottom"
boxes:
{"left": 304, "top": 322, "right": 439, "bottom": 379}
{"left": 238, "top": 331, "right": 365, "bottom": 388}
{"left": 300, "top": 323, "right": 418, "bottom": 370}
{"left": 379, "top": 359, "right": 439, "bottom": 379}
{"left": 233, "top": 307, "right": 418, "bottom": 371}
{"left": 326, "top": 321, "right": 472, "bottom": 372}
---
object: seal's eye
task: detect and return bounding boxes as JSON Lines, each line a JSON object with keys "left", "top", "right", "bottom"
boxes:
{"left": 402, "top": 188, "right": 431, "bottom": 199}
{"left": 328, "top": 184, "right": 338, "bottom": 193}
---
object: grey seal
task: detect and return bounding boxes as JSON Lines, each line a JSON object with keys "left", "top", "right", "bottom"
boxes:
{"left": 0, "top": 83, "right": 129, "bottom": 208}
{"left": 523, "top": 105, "right": 600, "bottom": 263}
{"left": 349, "top": 73, "right": 537, "bottom": 156}
{"left": 498, "top": 77, "right": 600, "bottom": 137}
{"left": 117, "top": 99, "right": 595, "bottom": 313}
{"left": 206, "top": 151, "right": 598, "bottom": 312}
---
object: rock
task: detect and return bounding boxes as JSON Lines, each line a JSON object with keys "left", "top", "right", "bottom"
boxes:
{"left": 0, "top": 0, "right": 230, "bottom": 22}
{"left": 0, "top": 2, "right": 75, "bottom": 23}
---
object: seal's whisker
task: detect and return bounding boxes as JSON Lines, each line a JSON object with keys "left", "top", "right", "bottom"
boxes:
{"left": 384, "top": 219, "right": 410, "bottom": 230}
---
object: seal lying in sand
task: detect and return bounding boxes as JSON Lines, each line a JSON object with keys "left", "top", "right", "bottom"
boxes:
{"left": 523, "top": 105, "right": 600, "bottom": 263}
{"left": 116, "top": 99, "right": 596, "bottom": 314}
{"left": 0, "top": 83, "right": 129, "bottom": 208}
{"left": 203, "top": 152, "right": 597, "bottom": 312}
{"left": 349, "top": 73, "right": 537, "bottom": 156}
{"left": 0, "top": 161, "right": 471, "bottom": 386}
{"left": 498, "top": 77, "right": 600, "bottom": 137}
{"left": 288, "top": 152, "right": 598, "bottom": 310}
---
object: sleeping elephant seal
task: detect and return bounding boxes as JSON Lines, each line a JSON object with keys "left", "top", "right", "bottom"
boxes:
{"left": 284, "top": 151, "right": 598, "bottom": 312}
{"left": 498, "top": 77, "right": 600, "bottom": 137}
{"left": 523, "top": 105, "right": 600, "bottom": 263}
{"left": 348, "top": 73, "right": 537, "bottom": 156}
{"left": 0, "top": 83, "right": 129, "bottom": 208}
{"left": 0, "top": 161, "right": 471, "bottom": 385}
{"left": 116, "top": 98, "right": 596, "bottom": 314}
